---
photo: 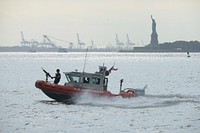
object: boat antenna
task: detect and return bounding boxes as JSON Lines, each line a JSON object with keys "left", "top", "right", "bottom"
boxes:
{"left": 83, "top": 46, "right": 92, "bottom": 72}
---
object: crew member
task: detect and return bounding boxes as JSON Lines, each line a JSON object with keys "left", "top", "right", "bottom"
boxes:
{"left": 52, "top": 69, "right": 61, "bottom": 84}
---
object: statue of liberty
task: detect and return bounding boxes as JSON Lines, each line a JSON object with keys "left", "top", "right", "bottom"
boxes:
{"left": 151, "top": 15, "right": 157, "bottom": 34}
{"left": 150, "top": 15, "right": 158, "bottom": 45}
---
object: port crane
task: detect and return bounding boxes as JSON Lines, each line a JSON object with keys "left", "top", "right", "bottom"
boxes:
{"left": 43, "top": 35, "right": 57, "bottom": 48}
{"left": 126, "top": 34, "right": 135, "bottom": 46}
{"left": 116, "top": 34, "right": 124, "bottom": 49}
{"left": 20, "top": 31, "right": 31, "bottom": 47}
{"left": 77, "top": 33, "right": 85, "bottom": 49}
{"left": 43, "top": 35, "right": 73, "bottom": 49}
{"left": 20, "top": 32, "right": 59, "bottom": 48}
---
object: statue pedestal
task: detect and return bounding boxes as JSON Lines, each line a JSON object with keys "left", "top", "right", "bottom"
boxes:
{"left": 150, "top": 33, "right": 158, "bottom": 46}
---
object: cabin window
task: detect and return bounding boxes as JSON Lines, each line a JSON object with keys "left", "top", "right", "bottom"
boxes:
{"left": 72, "top": 76, "right": 80, "bottom": 83}
{"left": 91, "top": 77, "right": 100, "bottom": 85}
{"left": 83, "top": 77, "right": 90, "bottom": 84}
{"left": 70, "top": 75, "right": 80, "bottom": 83}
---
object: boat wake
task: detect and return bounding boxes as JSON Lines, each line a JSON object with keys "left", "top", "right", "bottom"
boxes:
{"left": 37, "top": 100, "right": 61, "bottom": 105}
{"left": 75, "top": 93, "right": 200, "bottom": 109}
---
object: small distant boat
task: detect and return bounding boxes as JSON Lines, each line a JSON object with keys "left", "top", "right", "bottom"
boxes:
{"left": 35, "top": 66, "right": 147, "bottom": 103}
{"left": 187, "top": 52, "right": 190, "bottom": 57}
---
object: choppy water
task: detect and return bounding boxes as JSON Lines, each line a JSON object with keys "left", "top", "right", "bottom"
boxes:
{"left": 0, "top": 52, "right": 200, "bottom": 133}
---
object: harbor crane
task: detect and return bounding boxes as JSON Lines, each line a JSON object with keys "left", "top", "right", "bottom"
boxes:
{"left": 116, "top": 34, "right": 124, "bottom": 49}
{"left": 77, "top": 33, "right": 85, "bottom": 49}
{"left": 91, "top": 40, "right": 94, "bottom": 47}
{"left": 20, "top": 31, "right": 31, "bottom": 47}
{"left": 126, "top": 34, "right": 135, "bottom": 46}
{"left": 20, "top": 32, "right": 58, "bottom": 48}
{"left": 43, "top": 35, "right": 57, "bottom": 48}
{"left": 43, "top": 35, "right": 73, "bottom": 49}
{"left": 20, "top": 32, "right": 72, "bottom": 49}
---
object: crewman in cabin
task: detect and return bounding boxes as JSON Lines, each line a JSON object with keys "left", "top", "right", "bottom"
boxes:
{"left": 52, "top": 69, "right": 61, "bottom": 84}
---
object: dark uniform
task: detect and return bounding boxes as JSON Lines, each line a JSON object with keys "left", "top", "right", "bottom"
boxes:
{"left": 53, "top": 69, "right": 61, "bottom": 84}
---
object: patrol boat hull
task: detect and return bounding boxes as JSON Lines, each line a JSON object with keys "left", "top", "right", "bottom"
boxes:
{"left": 35, "top": 80, "right": 145, "bottom": 103}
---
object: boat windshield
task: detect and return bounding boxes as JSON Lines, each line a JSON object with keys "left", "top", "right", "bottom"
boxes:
{"left": 66, "top": 74, "right": 80, "bottom": 83}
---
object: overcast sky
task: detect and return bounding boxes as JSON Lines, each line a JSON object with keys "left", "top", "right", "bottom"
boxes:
{"left": 0, "top": 0, "right": 200, "bottom": 48}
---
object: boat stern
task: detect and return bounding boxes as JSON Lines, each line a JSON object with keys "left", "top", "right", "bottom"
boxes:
{"left": 120, "top": 84, "right": 147, "bottom": 97}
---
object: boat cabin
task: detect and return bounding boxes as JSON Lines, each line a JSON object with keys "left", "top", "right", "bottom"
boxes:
{"left": 64, "top": 66, "right": 109, "bottom": 91}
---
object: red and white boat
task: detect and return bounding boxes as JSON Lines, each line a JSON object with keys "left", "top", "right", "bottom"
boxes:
{"left": 35, "top": 66, "right": 147, "bottom": 103}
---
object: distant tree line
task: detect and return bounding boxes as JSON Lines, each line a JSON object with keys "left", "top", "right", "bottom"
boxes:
{"left": 159, "top": 41, "right": 200, "bottom": 51}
